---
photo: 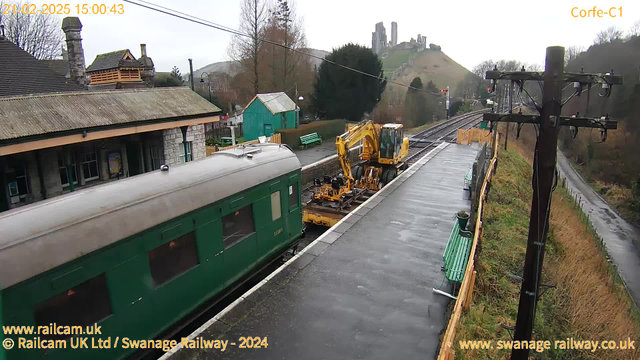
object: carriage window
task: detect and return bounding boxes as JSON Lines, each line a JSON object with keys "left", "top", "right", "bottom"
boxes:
{"left": 222, "top": 205, "right": 255, "bottom": 249}
{"left": 271, "top": 192, "right": 281, "bottom": 221}
{"left": 34, "top": 274, "right": 112, "bottom": 337}
{"left": 148, "top": 231, "right": 198, "bottom": 287}
{"left": 289, "top": 183, "right": 298, "bottom": 208}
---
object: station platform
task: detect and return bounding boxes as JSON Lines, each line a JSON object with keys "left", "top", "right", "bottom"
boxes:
{"left": 166, "top": 142, "right": 480, "bottom": 360}
{"left": 294, "top": 141, "right": 338, "bottom": 166}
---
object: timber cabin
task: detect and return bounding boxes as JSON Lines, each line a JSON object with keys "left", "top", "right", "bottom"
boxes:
{"left": 86, "top": 47, "right": 154, "bottom": 88}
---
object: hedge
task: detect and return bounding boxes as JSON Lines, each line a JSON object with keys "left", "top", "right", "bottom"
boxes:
{"left": 277, "top": 119, "right": 347, "bottom": 147}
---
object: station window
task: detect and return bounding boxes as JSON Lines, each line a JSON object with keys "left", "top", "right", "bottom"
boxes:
{"left": 181, "top": 141, "right": 193, "bottom": 162}
{"left": 148, "top": 231, "right": 198, "bottom": 287}
{"left": 33, "top": 274, "right": 112, "bottom": 337}
{"left": 82, "top": 152, "right": 100, "bottom": 181}
{"left": 58, "top": 153, "right": 78, "bottom": 187}
{"left": 150, "top": 145, "right": 164, "bottom": 170}
{"left": 6, "top": 157, "right": 30, "bottom": 202}
{"left": 289, "top": 183, "right": 298, "bottom": 208}
{"left": 271, "top": 192, "right": 281, "bottom": 221}
{"left": 222, "top": 205, "right": 255, "bottom": 249}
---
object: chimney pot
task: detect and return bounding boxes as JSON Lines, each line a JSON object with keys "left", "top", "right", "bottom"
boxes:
{"left": 140, "top": 44, "right": 147, "bottom": 57}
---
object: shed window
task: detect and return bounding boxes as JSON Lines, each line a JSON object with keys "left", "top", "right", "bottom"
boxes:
{"left": 33, "top": 274, "right": 112, "bottom": 337}
{"left": 289, "top": 183, "right": 298, "bottom": 208}
{"left": 148, "top": 231, "right": 198, "bottom": 287}
{"left": 271, "top": 191, "right": 281, "bottom": 221}
{"left": 222, "top": 205, "right": 255, "bottom": 249}
{"left": 82, "top": 152, "right": 100, "bottom": 181}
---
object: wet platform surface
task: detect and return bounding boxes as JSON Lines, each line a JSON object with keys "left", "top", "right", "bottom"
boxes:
{"left": 294, "top": 141, "right": 339, "bottom": 166}
{"left": 168, "top": 143, "right": 480, "bottom": 360}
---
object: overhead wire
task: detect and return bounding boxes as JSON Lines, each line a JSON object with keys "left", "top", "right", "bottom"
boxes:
{"left": 122, "top": 0, "right": 439, "bottom": 94}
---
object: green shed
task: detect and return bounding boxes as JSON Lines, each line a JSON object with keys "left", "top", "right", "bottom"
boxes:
{"left": 243, "top": 92, "right": 298, "bottom": 141}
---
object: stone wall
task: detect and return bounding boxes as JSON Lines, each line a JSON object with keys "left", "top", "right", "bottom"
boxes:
{"left": 162, "top": 124, "right": 206, "bottom": 166}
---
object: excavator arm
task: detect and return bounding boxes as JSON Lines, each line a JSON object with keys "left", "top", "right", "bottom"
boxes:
{"left": 335, "top": 121, "right": 379, "bottom": 187}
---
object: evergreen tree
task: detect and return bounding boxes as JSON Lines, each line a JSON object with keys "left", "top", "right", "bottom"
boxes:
{"left": 312, "top": 44, "right": 386, "bottom": 121}
{"left": 404, "top": 77, "right": 429, "bottom": 127}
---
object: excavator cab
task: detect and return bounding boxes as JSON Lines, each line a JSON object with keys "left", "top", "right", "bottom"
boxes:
{"left": 378, "top": 124, "right": 408, "bottom": 165}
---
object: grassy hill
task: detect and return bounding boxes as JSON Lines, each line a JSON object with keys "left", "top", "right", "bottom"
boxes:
{"left": 381, "top": 47, "right": 419, "bottom": 73}
{"left": 381, "top": 45, "right": 473, "bottom": 95}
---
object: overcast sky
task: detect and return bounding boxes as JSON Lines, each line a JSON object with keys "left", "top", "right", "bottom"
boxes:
{"left": 35, "top": 0, "right": 640, "bottom": 74}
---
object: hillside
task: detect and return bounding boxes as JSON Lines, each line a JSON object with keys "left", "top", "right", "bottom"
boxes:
{"left": 560, "top": 36, "right": 640, "bottom": 223}
{"left": 186, "top": 60, "right": 240, "bottom": 82}
{"left": 381, "top": 45, "right": 473, "bottom": 94}
{"left": 303, "top": 48, "right": 330, "bottom": 69}
{"left": 189, "top": 48, "right": 329, "bottom": 80}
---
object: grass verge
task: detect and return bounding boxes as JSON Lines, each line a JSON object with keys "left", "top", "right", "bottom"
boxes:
{"left": 453, "top": 146, "right": 640, "bottom": 360}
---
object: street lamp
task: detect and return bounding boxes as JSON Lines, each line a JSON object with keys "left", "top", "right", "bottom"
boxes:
{"left": 295, "top": 93, "right": 304, "bottom": 127}
{"left": 199, "top": 72, "right": 212, "bottom": 103}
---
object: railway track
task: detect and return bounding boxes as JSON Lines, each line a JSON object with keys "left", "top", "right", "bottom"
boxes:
{"left": 300, "top": 110, "right": 486, "bottom": 203}
{"left": 140, "top": 112, "right": 488, "bottom": 359}
{"left": 406, "top": 110, "right": 486, "bottom": 164}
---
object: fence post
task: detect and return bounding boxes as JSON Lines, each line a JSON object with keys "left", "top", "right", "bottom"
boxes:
{"left": 464, "top": 270, "right": 477, "bottom": 311}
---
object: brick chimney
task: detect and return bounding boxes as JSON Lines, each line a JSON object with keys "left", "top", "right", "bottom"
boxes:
{"left": 62, "top": 17, "right": 88, "bottom": 87}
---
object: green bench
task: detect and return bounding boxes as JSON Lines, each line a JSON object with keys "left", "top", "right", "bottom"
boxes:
{"left": 300, "top": 132, "right": 322, "bottom": 148}
{"left": 464, "top": 168, "right": 473, "bottom": 198}
{"left": 442, "top": 220, "right": 473, "bottom": 283}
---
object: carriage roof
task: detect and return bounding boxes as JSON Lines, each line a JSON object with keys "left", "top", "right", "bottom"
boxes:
{"left": 0, "top": 144, "right": 300, "bottom": 289}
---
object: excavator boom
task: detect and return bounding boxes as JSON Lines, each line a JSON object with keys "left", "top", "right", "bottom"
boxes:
{"left": 335, "top": 121, "right": 380, "bottom": 187}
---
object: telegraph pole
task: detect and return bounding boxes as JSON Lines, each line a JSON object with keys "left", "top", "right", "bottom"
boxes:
{"left": 481, "top": 46, "right": 623, "bottom": 360}
{"left": 511, "top": 47, "right": 564, "bottom": 359}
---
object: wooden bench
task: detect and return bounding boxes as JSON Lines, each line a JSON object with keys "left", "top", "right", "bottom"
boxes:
{"left": 442, "top": 220, "right": 473, "bottom": 283}
{"left": 299, "top": 132, "right": 322, "bottom": 148}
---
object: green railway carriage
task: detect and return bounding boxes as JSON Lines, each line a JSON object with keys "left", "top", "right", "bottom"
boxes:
{"left": 0, "top": 144, "right": 303, "bottom": 360}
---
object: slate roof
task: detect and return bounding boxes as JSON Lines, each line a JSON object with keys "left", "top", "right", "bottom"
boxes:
{"left": 246, "top": 92, "right": 297, "bottom": 115}
{"left": 0, "top": 87, "right": 222, "bottom": 141}
{"left": 86, "top": 49, "right": 144, "bottom": 72}
{"left": 0, "top": 38, "right": 84, "bottom": 97}
{"left": 41, "top": 59, "right": 70, "bottom": 77}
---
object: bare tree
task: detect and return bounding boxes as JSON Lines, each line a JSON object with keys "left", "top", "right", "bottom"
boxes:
{"left": 472, "top": 60, "right": 494, "bottom": 79}
{"left": 628, "top": 20, "right": 640, "bottom": 38}
{"left": 228, "top": 0, "right": 269, "bottom": 96}
{"left": 594, "top": 26, "right": 623, "bottom": 45}
{"left": 0, "top": 1, "right": 64, "bottom": 59}
{"left": 262, "top": 0, "right": 307, "bottom": 91}
{"left": 564, "top": 45, "right": 584, "bottom": 65}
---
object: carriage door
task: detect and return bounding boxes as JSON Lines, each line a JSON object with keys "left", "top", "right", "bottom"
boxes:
{"left": 286, "top": 174, "right": 302, "bottom": 241}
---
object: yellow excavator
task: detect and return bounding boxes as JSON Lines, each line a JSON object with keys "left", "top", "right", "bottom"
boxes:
{"left": 303, "top": 120, "right": 410, "bottom": 226}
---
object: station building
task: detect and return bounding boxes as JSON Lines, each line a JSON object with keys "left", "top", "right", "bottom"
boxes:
{"left": 0, "top": 17, "right": 221, "bottom": 212}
